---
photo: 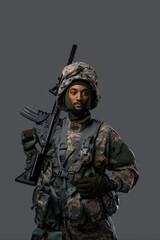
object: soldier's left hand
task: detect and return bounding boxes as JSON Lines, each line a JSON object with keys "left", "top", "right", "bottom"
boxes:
{"left": 76, "top": 173, "right": 117, "bottom": 198}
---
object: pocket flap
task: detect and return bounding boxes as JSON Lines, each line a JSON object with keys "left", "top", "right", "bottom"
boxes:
{"left": 82, "top": 197, "right": 103, "bottom": 222}
{"left": 65, "top": 196, "right": 83, "bottom": 220}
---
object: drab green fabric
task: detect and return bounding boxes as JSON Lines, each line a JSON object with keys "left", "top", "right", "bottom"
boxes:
{"left": 52, "top": 118, "right": 102, "bottom": 193}
{"left": 110, "top": 140, "right": 135, "bottom": 166}
{"left": 31, "top": 227, "right": 45, "bottom": 240}
{"left": 47, "top": 231, "right": 62, "bottom": 240}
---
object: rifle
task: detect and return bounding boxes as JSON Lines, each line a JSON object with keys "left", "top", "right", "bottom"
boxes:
{"left": 15, "top": 44, "right": 78, "bottom": 186}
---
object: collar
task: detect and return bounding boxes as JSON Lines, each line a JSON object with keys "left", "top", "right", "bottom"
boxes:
{"left": 66, "top": 113, "right": 91, "bottom": 132}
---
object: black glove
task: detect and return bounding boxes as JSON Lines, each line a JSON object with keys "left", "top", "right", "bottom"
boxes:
{"left": 76, "top": 173, "right": 117, "bottom": 199}
{"left": 21, "top": 128, "right": 38, "bottom": 151}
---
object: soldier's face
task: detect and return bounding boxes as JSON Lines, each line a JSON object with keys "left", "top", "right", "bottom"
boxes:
{"left": 68, "top": 85, "right": 90, "bottom": 110}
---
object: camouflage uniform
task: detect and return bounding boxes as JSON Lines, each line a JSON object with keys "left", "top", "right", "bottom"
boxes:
{"left": 23, "top": 62, "right": 139, "bottom": 240}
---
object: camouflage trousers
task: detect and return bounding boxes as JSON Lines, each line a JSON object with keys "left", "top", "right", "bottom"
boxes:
{"left": 39, "top": 215, "right": 117, "bottom": 240}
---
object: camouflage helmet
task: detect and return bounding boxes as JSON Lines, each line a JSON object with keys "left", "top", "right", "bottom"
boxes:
{"left": 56, "top": 62, "right": 101, "bottom": 111}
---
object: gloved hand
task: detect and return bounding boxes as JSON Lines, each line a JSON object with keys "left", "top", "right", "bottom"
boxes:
{"left": 76, "top": 173, "right": 117, "bottom": 199}
{"left": 21, "top": 128, "right": 38, "bottom": 151}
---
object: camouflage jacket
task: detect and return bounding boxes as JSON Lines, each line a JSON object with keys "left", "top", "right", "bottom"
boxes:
{"left": 24, "top": 115, "right": 139, "bottom": 193}
{"left": 63, "top": 116, "right": 138, "bottom": 193}
{"left": 24, "top": 114, "right": 139, "bottom": 229}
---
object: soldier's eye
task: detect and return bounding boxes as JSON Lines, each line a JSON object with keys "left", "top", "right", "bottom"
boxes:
{"left": 71, "top": 91, "right": 76, "bottom": 95}
{"left": 83, "top": 91, "right": 89, "bottom": 96}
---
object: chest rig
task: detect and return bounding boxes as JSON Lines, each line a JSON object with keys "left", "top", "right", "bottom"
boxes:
{"left": 50, "top": 118, "right": 102, "bottom": 192}
{"left": 32, "top": 118, "right": 119, "bottom": 240}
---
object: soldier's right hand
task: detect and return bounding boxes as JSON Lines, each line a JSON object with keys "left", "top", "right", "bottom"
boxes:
{"left": 21, "top": 128, "right": 38, "bottom": 151}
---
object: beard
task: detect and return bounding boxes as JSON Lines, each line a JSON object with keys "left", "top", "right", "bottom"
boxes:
{"left": 68, "top": 107, "right": 90, "bottom": 118}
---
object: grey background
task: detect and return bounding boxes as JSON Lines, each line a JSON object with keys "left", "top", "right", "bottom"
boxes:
{"left": 0, "top": 1, "right": 159, "bottom": 240}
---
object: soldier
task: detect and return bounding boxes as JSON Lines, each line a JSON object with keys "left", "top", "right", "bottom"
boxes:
{"left": 22, "top": 62, "right": 139, "bottom": 240}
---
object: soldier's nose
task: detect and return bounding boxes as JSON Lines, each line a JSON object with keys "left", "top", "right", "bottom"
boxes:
{"left": 76, "top": 92, "right": 82, "bottom": 100}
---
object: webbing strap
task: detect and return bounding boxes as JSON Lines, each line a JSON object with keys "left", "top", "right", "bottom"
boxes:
{"left": 71, "top": 119, "right": 102, "bottom": 161}
{"left": 58, "top": 119, "right": 102, "bottom": 175}
{"left": 31, "top": 227, "right": 45, "bottom": 240}
{"left": 54, "top": 169, "right": 69, "bottom": 179}
{"left": 58, "top": 118, "right": 68, "bottom": 164}
{"left": 47, "top": 231, "right": 62, "bottom": 240}
{"left": 58, "top": 119, "right": 102, "bottom": 165}
{"left": 107, "top": 216, "right": 118, "bottom": 240}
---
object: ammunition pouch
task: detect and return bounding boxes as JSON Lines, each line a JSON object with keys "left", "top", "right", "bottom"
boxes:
{"left": 65, "top": 191, "right": 118, "bottom": 227}
{"left": 64, "top": 194, "right": 89, "bottom": 228}
{"left": 82, "top": 197, "right": 104, "bottom": 223}
{"left": 65, "top": 194, "right": 83, "bottom": 221}
{"left": 102, "top": 191, "right": 119, "bottom": 216}
{"left": 32, "top": 185, "right": 61, "bottom": 230}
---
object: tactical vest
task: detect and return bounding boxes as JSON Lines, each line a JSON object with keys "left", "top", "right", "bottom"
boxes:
{"left": 32, "top": 118, "right": 119, "bottom": 240}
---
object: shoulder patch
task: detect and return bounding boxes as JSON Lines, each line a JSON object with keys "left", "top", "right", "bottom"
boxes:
{"left": 110, "top": 140, "right": 135, "bottom": 166}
